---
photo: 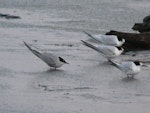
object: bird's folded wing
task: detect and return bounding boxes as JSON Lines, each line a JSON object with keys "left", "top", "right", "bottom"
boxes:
{"left": 103, "top": 48, "right": 116, "bottom": 56}
{"left": 121, "top": 65, "right": 132, "bottom": 73}
{"left": 24, "top": 41, "right": 56, "bottom": 65}
{"left": 24, "top": 41, "right": 43, "bottom": 58}
{"left": 83, "top": 31, "right": 101, "bottom": 42}
{"left": 41, "top": 53, "right": 57, "bottom": 65}
{"left": 81, "top": 40, "right": 103, "bottom": 53}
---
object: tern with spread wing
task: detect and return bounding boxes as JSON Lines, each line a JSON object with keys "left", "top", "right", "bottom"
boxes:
{"left": 24, "top": 41, "right": 68, "bottom": 69}
{"left": 81, "top": 40, "right": 124, "bottom": 59}
{"left": 83, "top": 31, "right": 125, "bottom": 47}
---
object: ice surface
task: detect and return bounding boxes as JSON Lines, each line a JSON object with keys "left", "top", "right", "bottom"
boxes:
{"left": 0, "top": 0, "right": 150, "bottom": 113}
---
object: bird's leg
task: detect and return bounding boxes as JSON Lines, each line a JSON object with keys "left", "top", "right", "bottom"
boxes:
{"left": 54, "top": 67, "right": 57, "bottom": 70}
{"left": 127, "top": 75, "right": 134, "bottom": 79}
{"left": 106, "top": 58, "right": 112, "bottom": 64}
{"left": 127, "top": 75, "right": 130, "bottom": 78}
{"left": 131, "top": 75, "right": 134, "bottom": 79}
{"left": 50, "top": 67, "right": 57, "bottom": 71}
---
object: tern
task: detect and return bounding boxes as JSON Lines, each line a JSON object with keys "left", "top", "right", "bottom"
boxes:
{"left": 23, "top": 41, "right": 68, "bottom": 69}
{"left": 109, "top": 59, "right": 144, "bottom": 78}
{"left": 81, "top": 40, "right": 124, "bottom": 59}
{"left": 83, "top": 31, "right": 125, "bottom": 47}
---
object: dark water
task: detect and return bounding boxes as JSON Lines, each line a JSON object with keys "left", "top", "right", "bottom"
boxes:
{"left": 0, "top": 0, "right": 150, "bottom": 113}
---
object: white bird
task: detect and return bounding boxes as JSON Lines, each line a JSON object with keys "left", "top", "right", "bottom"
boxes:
{"left": 83, "top": 31, "right": 125, "bottom": 47}
{"left": 23, "top": 41, "right": 68, "bottom": 69}
{"left": 81, "top": 40, "right": 124, "bottom": 59}
{"left": 109, "top": 59, "right": 144, "bottom": 78}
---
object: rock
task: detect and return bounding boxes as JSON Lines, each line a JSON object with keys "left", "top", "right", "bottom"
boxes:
{"left": 5, "top": 15, "right": 21, "bottom": 19}
{"left": 132, "top": 23, "right": 150, "bottom": 33}
{"left": 106, "top": 30, "right": 150, "bottom": 51}
{"left": 0, "top": 13, "right": 21, "bottom": 19}
{"left": 143, "top": 15, "right": 150, "bottom": 24}
{"left": 132, "top": 15, "right": 150, "bottom": 33}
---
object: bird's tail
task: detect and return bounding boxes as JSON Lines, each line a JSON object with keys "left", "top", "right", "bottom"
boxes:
{"left": 83, "top": 31, "right": 101, "bottom": 43}
{"left": 108, "top": 59, "right": 120, "bottom": 69}
{"left": 23, "top": 41, "right": 42, "bottom": 59}
{"left": 83, "top": 31, "right": 94, "bottom": 38}
{"left": 81, "top": 40, "right": 101, "bottom": 52}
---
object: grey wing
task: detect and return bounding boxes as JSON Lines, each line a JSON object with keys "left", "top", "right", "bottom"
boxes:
{"left": 101, "top": 47, "right": 116, "bottom": 56}
{"left": 81, "top": 40, "right": 102, "bottom": 52}
{"left": 83, "top": 31, "right": 102, "bottom": 43}
{"left": 109, "top": 60, "right": 121, "bottom": 69}
{"left": 120, "top": 63, "right": 133, "bottom": 73}
{"left": 24, "top": 41, "right": 44, "bottom": 59}
{"left": 24, "top": 42, "right": 58, "bottom": 66}
{"left": 41, "top": 53, "right": 58, "bottom": 66}
{"left": 101, "top": 36, "right": 118, "bottom": 46}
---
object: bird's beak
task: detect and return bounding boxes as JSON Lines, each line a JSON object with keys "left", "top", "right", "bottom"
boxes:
{"left": 65, "top": 61, "right": 69, "bottom": 64}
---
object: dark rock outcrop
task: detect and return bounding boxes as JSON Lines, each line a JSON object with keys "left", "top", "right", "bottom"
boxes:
{"left": 132, "top": 15, "right": 150, "bottom": 33}
{"left": 106, "top": 30, "right": 150, "bottom": 51}
{"left": 143, "top": 15, "right": 150, "bottom": 23}
{"left": 132, "top": 23, "right": 150, "bottom": 33}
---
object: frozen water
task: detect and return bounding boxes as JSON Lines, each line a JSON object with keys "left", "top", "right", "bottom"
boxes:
{"left": 0, "top": 0, "right": 150, "bottom": 113}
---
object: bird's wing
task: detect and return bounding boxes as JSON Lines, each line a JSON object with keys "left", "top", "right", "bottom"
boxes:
{"left": 122, "top": 66, "right": 132, "bottom": 73}
{"left": 24, "top": 41, "right": 43, "bottom": 58}
{"left": 109, "top": 60, "right": 135, "bottom": 75}
{"left": 41, "top": 53, "right": 58, "bottom": 66}
{"left": 100, "top": 36, "right": 118, "bottom": 45}
{"left": 108, "top": 59, "right": 121, "bottom": 69}
{"left": 81, "top": 40, "right": 104, "bottom": 53}
{"left": 101, "top": 46, "right": 116, "bottom": 56}
{"left": 120, "top": 62, "right": 133, "bottom": 74}
{"left": 24, "top": 41, "right": 56, "bottom": 65}
{"left": 83, "top": 31, "right": 102, "bottom": 43}
{"left": 98, "top": 45, "right": 119, "bottom": 58}
{"left": 83, "top": 31, "right": 93, "bottom": 38}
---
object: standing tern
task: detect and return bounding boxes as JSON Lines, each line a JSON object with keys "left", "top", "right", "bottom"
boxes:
{"left": 83, "top": 31, "right": 125, "bottom": 47}
{"left": 23, "top": 41, "right": 68, "bottom": 69}
{"left": 109, "top": 59, "right": 144, "bottom": 78}
{"left": 81, "top": 40, "right": 124, "bottom": 59}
